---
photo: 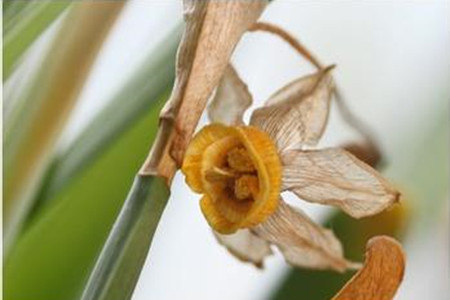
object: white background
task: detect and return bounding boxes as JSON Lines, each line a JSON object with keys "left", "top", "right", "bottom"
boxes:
{"left": 12, "top": 1, "right": 449, "bottom": 300}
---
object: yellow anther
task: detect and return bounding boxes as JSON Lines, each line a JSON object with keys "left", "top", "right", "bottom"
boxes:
{"left": 204, "top": 167, "right": 236, "bottom": 182}
{"left": 234, "top": 175, "right": 259, "bottom": 200}
{"left": 227, "top": 147, "right": 255, "bottom": 172}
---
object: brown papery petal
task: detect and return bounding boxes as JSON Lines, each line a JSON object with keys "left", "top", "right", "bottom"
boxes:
{"left": 208, "top": 65, "right": 253, "bottom": 125}
{"left": 252, "top": 200, "right": 353, "bottom": 272}
{"left": 214, "top": 229, "right": 273, "bottom": 268}
{"left": 250, "top": 66, "right": 334, "bottom": 152}
{"left": 170, "top": 0, "right": 267, "bottom": 165}
{"left": 281, "top": 148, "right": 400, "bottom": 219}
{"left": 332, "top": 236, "right": 405, "bottom": 300}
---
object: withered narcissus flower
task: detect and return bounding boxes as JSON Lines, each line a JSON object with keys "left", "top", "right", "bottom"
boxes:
{"left": 181, "top": 63, "right": 400, "bottom": 271}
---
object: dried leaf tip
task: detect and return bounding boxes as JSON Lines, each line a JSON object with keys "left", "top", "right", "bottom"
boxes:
{"left": 171, "top": 0, "right": 268, "bottom": 166}
{"left": 140, "top": 0, "right": 267, "bottom": 183}
{"left": 332, "top": 236, "right": 406, "bottom": 300}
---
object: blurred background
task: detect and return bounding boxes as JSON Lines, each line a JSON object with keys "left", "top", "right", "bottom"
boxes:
{"left": 3, "top": 1, "right": 449, "bottom": 300}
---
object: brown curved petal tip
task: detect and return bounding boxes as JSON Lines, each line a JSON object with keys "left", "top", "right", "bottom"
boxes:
{"left": 332, "top": 236, "right": 405, "bottom": 300}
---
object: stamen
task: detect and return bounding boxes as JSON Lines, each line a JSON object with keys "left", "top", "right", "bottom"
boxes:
{"left": 227, "top": 147, "right": 255, "bottom": 172}
{"left": 234, "top": 175, "right": 259, "bottom": 201}
{"left": 204, "top": 167, "right": 236, "bottom": 182}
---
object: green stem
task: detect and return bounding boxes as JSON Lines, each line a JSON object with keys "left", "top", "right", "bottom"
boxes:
{"left": 80, "top": 175, "right": 170, "bottom": 300}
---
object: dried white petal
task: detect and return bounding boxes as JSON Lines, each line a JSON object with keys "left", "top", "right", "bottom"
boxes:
{"left": 208, "top": 65, "right": 253, "bottom": 125}
{"left": 281, "top": 148, "right": 400, "bottom": 219}
{"left": 250, "top": 67, "right": 334, "bottom": 152}
{"left": 332, "top": 236, "right": 405, "bottom": 300}
{"left": 214, "top": 229, "right": 272, "bottom": 268}
{"left": 253, "top": 200, "right": 353, "bottom": 272}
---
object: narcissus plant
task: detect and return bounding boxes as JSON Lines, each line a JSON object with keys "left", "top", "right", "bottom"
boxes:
{"left": 182, "top": 64, "right": 400, "bottom": 271}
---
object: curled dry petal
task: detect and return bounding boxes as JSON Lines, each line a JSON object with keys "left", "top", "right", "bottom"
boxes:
{"left": 281, "top": 148, "right": 400, "bottom": 219}
{"left": 214, "top": 229, "right": 272, "bottom": 268}
{"left": 171, "top": 0, "right": 267, "bottom": 165}
{"left": 252, "top": 200, "right": 353, "bottom": 272}
{"left": 208, "top": 65, "right": 253, "bottom": 125}
{"left": 332, "top": 236, "right": 405, "bottom": 300}
{"left": 250, "top": 66, "right": 334, "bottom": 152}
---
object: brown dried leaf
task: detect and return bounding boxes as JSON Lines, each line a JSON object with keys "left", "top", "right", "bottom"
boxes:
{"left": 140, "top": 0, "right": 266, "bottom": 181}
{"left": 332, "top": 236, "right": 405, "bottom": 300}
{"left": 252, "top": 200, "right": 354, "bottom": 272}
{"left": 250, "top": 66, "right": 334, "bottom": 152}
{"left": 171, "top": 0, "right": 267, "bottom": 165}
{"left": 214, "top": 229, "right": 272, "bottom": 268}
{"left": 208, "top": 65, "right": 253, "bottom": 125}
{"left": 281, "top": 148, "right": 400, "bottom": 219}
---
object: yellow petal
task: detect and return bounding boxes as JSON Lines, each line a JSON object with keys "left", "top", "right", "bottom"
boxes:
{"left": 200, "top": 135, "right": 241, "bottom": 201}
{"left": 200, "top": 195, "right": 237, "bottom": 234}
{"left": 181, "top": 124, "right": 231, "bottom": 192}
{"left": 233, "top": 126, "right": 281, "bottom": 229}
{"left": 185, "top": 124, "right": 282, "bottom": 233}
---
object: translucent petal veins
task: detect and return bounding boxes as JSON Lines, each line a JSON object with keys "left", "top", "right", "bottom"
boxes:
{"left": 208, "top": 65, "right": 253, "bottom": 126}
{"left": 281, "top": 148, "right": 400, "bottom": 218}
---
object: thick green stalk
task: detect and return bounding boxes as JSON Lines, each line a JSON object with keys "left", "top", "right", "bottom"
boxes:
{"left": 5, "top": 23, "right": 179, "bottom": 300}
{"left": 4, "top": 96, "right": 168, "bottom": 300}
{"left": 80, "top": 2, "right": 268, "bottom": 299}
{"left": 81, "top": 176, "right": 170, "bottom": 300}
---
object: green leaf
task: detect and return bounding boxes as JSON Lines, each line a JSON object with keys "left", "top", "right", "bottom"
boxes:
{"left": 3, "top": 2, "right": 124, "bottom": 252}
{"left": 4, "top": 24, "right": 180, "bottom": 300}
{"left": 37, "top": 29, "right": 181, "bottom": 205}
{"left": 81, "top": 175, "right": 170, "bottom": 300}
{"left": 3, "top": 0, "right": 72, "bottom": 78}
{"left": 4, "top": 95, "right": 168, "bottom": 300}
{"left": 3, "top": 1, "right": 31, "bottom": 31}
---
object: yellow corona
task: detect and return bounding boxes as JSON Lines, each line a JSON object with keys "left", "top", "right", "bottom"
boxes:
{"left": 182, "top": 124, "right": 281, "bottom": 233}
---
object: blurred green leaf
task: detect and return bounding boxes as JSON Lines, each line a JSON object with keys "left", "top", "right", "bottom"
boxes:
{"left": 4, "top": 95, "right": 168, "bottom": 300}
{"left": 81, "top": 175, "right": 170, "bottom": 300}
{"left": 75, "top": 32, "right": 181, "bottom": 300}
{"left": 4, "top": 21, "right": 180, "bottom": 300}
{"left": 36, "top": 29, "right": 181, "bottom": 206}
{"left": 3, "top": 1, "right": 31, "bottom": 30}
{"left": 400, "top": 113, "right": 449, "bottom": 226}
{"left": 3, "top": 1, "right": 72, "bottom": 78}
{"left": 3, "top": 1, "right": 124, "bottom": 252}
